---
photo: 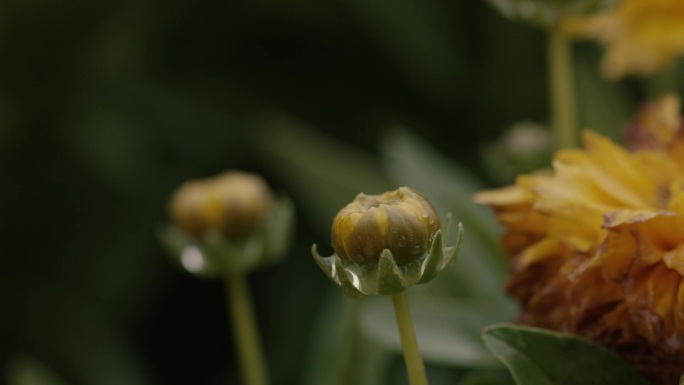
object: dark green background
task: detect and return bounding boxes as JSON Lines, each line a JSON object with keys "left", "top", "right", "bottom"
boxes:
{"left": 0, "top": 0, "right": 648, "bottom": 384}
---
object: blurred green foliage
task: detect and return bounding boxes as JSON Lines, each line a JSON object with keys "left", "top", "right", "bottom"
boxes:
{"left": 1, "top": 0, "right": 677, "bottom": 384}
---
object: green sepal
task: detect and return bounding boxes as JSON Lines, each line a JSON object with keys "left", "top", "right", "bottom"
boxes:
{"left": 312, "top": 244, "right": 364, "bottom": 297}
{"left": 311, "top": 217, "right": 465, "bottom": 297}
{"left": 419, "top": 222, "right": 463, "bottom": 284}
{"left": 376, "top": 249, "right": 406, "bottom": 294}
{"left": 418, "top": 230, "right": 444, "bottom": 284}
{"left": 447, "top": 222, "right": 464, "bottom": 265}
{"left": 311, "top": 244, "right": 331, "bottom": 277}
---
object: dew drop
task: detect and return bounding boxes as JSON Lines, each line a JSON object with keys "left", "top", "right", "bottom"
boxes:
{"left": 181, "top": 246, "right": 205, "bottom": 273}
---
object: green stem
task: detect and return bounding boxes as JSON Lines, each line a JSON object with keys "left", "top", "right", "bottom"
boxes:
{"left": 392, "top": 291, "right": 428, "bottom": 385}
{"left": 547, "top": 24, "right": 578, "bottom": 149}
{"left": 226, "top": 274, "right": 269, "bottom": 385}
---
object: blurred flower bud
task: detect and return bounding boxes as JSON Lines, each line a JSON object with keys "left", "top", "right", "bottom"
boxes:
{"left": 161, "top": 170, "right": 294, "bottom": 277}
{"left": 481, "top": 121, "right": 553, "bottom": 184}
{"left": 169, "top": 171, "right": 273, "bottom": 239}
{"left": 331, "top": 187, "right": 440, "bottom": 266}
{"left": 313, "top": 187, "right": 463, "bottom": 297}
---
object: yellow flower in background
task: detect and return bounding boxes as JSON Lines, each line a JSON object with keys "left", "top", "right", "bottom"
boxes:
{"left": 564, "top": 0, "right": 684, "bottom": 79}
{"left": 476, "top": 95, "right": 684, "bottom": 384}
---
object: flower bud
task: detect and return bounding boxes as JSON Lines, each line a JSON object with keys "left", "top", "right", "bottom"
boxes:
{"left": 169, "top": 171, "right": 273, "bottom": 239}
{"left": 331, "top": 187, "right": 440, "bottom": 266}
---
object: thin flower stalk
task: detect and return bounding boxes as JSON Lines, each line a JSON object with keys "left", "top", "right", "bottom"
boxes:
{"left": 392, "top": 291, "right": 428, "bottom": 385}
{"left": 547, "top": 24, "right": 578, "bottom": 149}
{"left": 226, "top": 273, "right": 269, "bottom": 385}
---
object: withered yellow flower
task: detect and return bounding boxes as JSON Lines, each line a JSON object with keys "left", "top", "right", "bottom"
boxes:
{"left": 331, "top": 187, "right": 440, "bottom": 266}
{"left": 563, "top": 0, "right": 684, "bottom": 79}
{"left": 475, "top": 95, "right": 684, "bottom": 384}
{"left": 169, "top": 171, "right": 273, "bottom": 238}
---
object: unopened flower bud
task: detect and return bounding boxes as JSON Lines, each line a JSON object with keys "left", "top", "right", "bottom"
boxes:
{"left": 169, "top": 171, "right": 273, "bottom": 239}
{"left": 331, "top": 187, "right": 440, "bottom": 266}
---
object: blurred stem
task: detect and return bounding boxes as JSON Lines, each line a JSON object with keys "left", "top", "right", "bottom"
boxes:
{"left": 392, "top": 291, "right": 428, "bottom": 385}
{"left": 226, "top": 273, "right": 269, "bottom": 385}
{"left": 547, "top": 24, "right": 577, "bottom": 149}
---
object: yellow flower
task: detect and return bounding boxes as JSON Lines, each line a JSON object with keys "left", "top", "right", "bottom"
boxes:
{"left": 331, "top": 187, "right": 440, "bottom": 266}
{"left": 563, "top": 0, "right": 684, "bottom": 79}
{"left": 475, "top": 95, "right": 684, "bottom": 384}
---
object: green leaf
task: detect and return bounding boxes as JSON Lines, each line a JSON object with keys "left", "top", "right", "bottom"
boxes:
{"left": 482, "top": 324, "right": 650, "bottom": 385}
{"left": 359, "top": 295, "right": 506, "bottom": 369}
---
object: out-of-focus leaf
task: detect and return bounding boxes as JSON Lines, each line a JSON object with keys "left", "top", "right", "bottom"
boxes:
{"left": 575, "top": 46, "right": 631, "bottom": 143}
{"left": 5, "top": 355, "right": 70, "bottom": 385}
{"left": 359, "top": 295, "right": 506, "bottom": 369}
{"left": 252, "top": 114, "right": 389, "bottom": 232}
{"left": 381, "top": 128, "right": 512, "bottom": 305}
{"left": 482, "top": 324, "right": 650, "bottom": 385}
{"left": 302, "top": 291, "right": 393, "bottom": 385}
